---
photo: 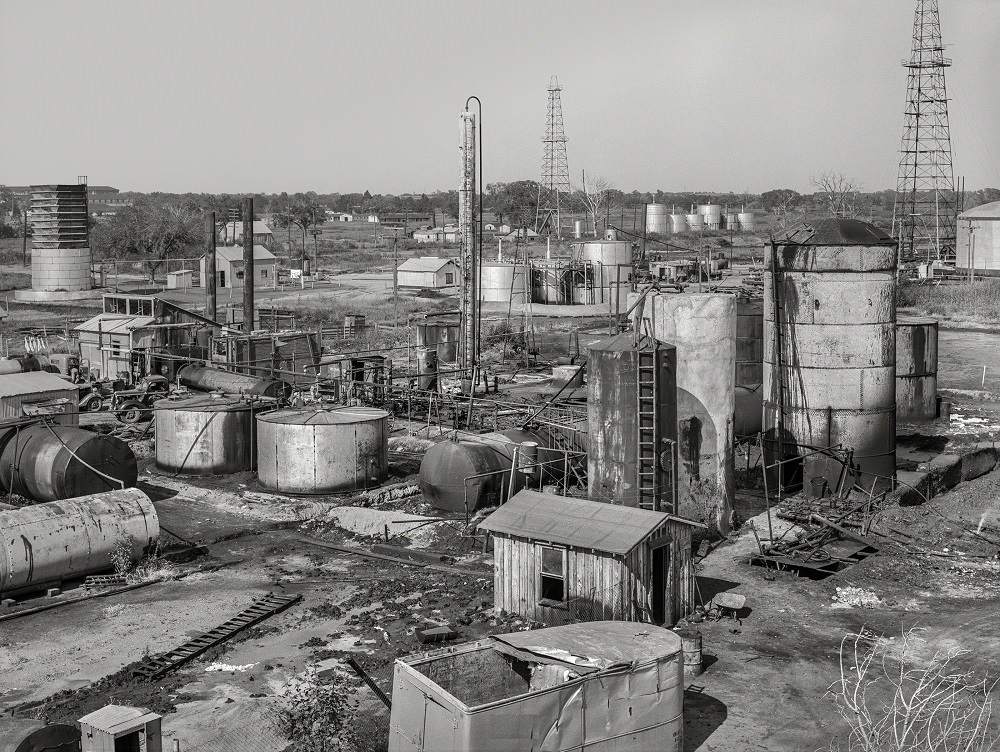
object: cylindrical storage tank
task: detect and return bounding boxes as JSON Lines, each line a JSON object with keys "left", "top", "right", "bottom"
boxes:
{"left": 257, "top": 407, "right": 389, "bottom": 494}
{"left": 764, "top": 219, "right": 897, "bottom": 496}
{"left": 645, "top": 204, "right": 669, "bottom": 235}
{"left": 0, "top": 488, "right": 158, "bottom": 598}
{"left": 736, "top": 298, "right": 764, "bottom": 388}
{"left": 587, "top": 334, "right": 677, "bottom": 511}
{"left": 670, "top": 214, "right": 688, "bottom": 234}
{"left": 479, "top": 262, "right": 530, "bottom": 303}
{"left": 0, "top": 425, "right": 137, "bottom": 502}
{"left": 419, "top": 428, "right": 569, "bottom": 512}
{"left": 896, "top": 316, "right": 938, "bottom": 422}
{"left": 0, "top": 360, "right": 21, "bottom": 375}
{"left": 531, "top": 262, "right": 573, "bottom": 305}
{"left": 28, "top": 185, "right": 92, "bottom": 293}
{"left": 724, "top": 212, "right": 740, "bottom": 231}
{"left": 650, "top": 294, "right": 736, "bottom": 533}
{"left": 686, "top": 214, "right": 704, "bottom": 232}
{"left": 154, "top": 394, "right": 257, "bottom": 475}
{"left": 700, "top": 204, "right": 722, "bottom": 230}
{"left": 0, "top": 717, "right": 80, "bottom": 751}
{"left": 416, "top": 347, "right": 438, "bottom": 391}
{"left": 415, "top": 319, "right": 460, "bottom": 363}
{"left": 177, "top": 363, "right": 288, "bottom": 399}
{"left": 576, "top": 241, "right": 633, "bottom": 310}
{"left": 738, "top": 212, "right": 755, "bottom": 232}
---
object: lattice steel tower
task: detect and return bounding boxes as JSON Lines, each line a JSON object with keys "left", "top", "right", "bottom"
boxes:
{"left": 535, "top": 76, "right": 571, "bottom": 238}
{"left": 893, "top": 0, "right": 957, "bottom": 262}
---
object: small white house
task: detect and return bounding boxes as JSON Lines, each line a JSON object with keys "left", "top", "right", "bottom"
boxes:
{"left": 222, "top": 220, "right": 273, "bottom": 245}
{"left": 200, "top": 245, "right": 276, "bottom": 289}
{"left": 397, "top": 257, "right": 459, "bottom": 289}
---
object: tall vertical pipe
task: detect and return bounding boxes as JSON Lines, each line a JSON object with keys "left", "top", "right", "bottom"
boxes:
{"left": 205, "top": 211, "right": 217, "bottom": 321}
{"left": 242, "top": 197, "right": 255, "bottom": 331}
{"left": 459, "top": 110, "right": 477, "bottom": 374}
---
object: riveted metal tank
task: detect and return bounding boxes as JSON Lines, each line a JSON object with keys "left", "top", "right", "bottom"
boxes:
{"left": 738, "top": 212, "right": 755, "bottom": 232}
{"left": 574, "top": 241, "right": 633, "bottom": 310}
{"left": 736, "top": 297, "right": 764, "bottom": 387}
{"left": 419, "top": 428, "right": 569, "bottom": 512}
{"left": 154, "top": 394, "right": 258, "bottom": 475}
{"left": 0, "top": 488, "right": 158, "bottom": 598}
{"left": 645, "top": 204, "right": 669, "bottom": 235}
{"left": 686, "top": 214, "right": 704, "bottom": 231}
{"left": 587, "top": 334, "right": 677, "bottom": 511}
{"left": 0, "top": 717, "right": 80, "bottom": 751}
{"left": 177, "top": 363, "right": 289, "bottom": 399}
{"left": 699, "top": 204, "right": 722, "bottom": 230}
{"left": 0, "top": 425, "right": 137, "bottom": 502}
{"left": 896, "top": 316, "right": 938, "bottom": 422}
{"left": 764, "top": 218, "right": 897, "bottom": 496}
{"left": 480, "top": 262, "right": 530, "bottom": 303}
{"left": 257, "top": 407, "right": 389, "bottom": 494}
{"left": 650, "top": 293, "right": 736, "bottom": 532}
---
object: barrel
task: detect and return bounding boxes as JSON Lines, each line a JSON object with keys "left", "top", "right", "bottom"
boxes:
{"left": 675, "top": 627, "right": 703, "bottom": 677}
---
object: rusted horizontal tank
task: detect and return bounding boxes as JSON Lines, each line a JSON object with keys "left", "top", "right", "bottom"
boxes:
{"left": 177, "top": 363, "right": 288, "bottom": 399}
{"left": 0, "top": 717, "right": 80, "bottom": 752}
{"left": 0, "top": 488, "right": 158, "bottom": 598}
{"left": 257, "top": 407, "right": 389, "bottom": 494}
{"left": 587, "top": 334, "right": 677, "bottom": 511}
{"left": 0, "top": 424, "right": 137, "bottom": 502}
{"left": 764, "top": 219, "right": 897, "bottom": 495}
{"left": 419, "top": 428, "right": 570, "bottom": 513}
{"left": 154, "top": 394, "right": 258, "bottom": 475}
{"left": 0, "top": 355, "right": 42, "bottom": 375}
{"left": 896, "top": 316, "right": 938, "bottom": 422}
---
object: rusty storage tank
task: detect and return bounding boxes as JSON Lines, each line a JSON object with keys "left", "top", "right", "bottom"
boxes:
{"left": 0, "top": 717, "right": 80, "bottom": 751}
{"left": 257, "top": 407, "right": 389, "bottom": 494}
{"left": 645, "top": 204, "right": 669, "bottom": 235}
{"left": 154, "top": 394, "right": 258, "bottom": 475}
{"left": 419, "top": 428, "right": 570, "bottom": 513}
{"left": 531, "top": 261, "right": 573, "bottom": 305}
{"left": 0, "top": 425, "right": 137, "bottom": 502}
{"left": 896, "top": 316, "right": 938, "bottom": 421}
{"left": 764, "top": 219, "right": 897, "bottom": 496}
{"left": 177, "top": 363, "right": 289, "bottom": 399}
{"left": 0, "top": 488, "right": 158, "bottom": 598}
{"left": 587, "top": 334, "right": 677, "bottom": 511}
{"left": 736, "top": 297, "right": 764, "bottom": 387}
{"left": 650, "top": 293, "right": 736, "bottom": 532}
{"left": 480, "top": 262, "right": 530, "bottom": 304}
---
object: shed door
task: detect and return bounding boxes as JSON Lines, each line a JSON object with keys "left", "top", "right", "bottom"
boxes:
{"left": 422, "top": 695, "right": 456, "bottom": 752}
{"left": 650, "top": 540, "right": 671, "bottom": 625}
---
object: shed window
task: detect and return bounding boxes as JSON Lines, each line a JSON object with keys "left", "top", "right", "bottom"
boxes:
{"left": 444, "top": 272, "right": 455, "bottom": 285}
{"left": 540, "top": 546, "right": 566, "bottom": 603}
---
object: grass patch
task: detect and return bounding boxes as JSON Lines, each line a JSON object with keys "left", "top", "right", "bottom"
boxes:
{"left": 0, "top": 271, "right": 31, "bottom": 291}
{"left": 897, "top": 279, "right": 1000, "bottom": 322}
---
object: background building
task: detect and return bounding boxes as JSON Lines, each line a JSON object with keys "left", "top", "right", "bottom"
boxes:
{"left": 956, "top": 201, "right": 1000, "bottom": 274}
{"left": 396, "top": 257, "right": 459, "bottom": 288}
{"left": 200, "top": 246, "right": 276, "bottom": 289}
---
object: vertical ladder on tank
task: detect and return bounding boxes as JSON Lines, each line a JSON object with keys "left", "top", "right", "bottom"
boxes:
{"left": 635, "top": 341, "right": 659, "bottom": 510}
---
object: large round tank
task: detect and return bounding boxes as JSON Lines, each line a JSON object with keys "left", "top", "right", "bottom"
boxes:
{"left": 154, "top": 394, "right": 257, "bottom": 475}
{"left": 419, "top": 428, "right": 569, "bottom": 512}
{"left": 531, "top": 261, "right": 573, "bottom": 305}
{"left": 575, "top": 241, "right": 632, "bottom": 309}
{"left": 896, "top": 316, "right": 938, "bottom": 422}
{"left": 670, "top": 214, "right": 688, "bottom": 234}
{"left": 724, "top": 212, "right": 740, "bottom": 230}
{"left": 700, "top": 204, "right": 722, "bottom": 230}
{"left": 764, "top": 218, "right": 897, "bottom": 496}
{"left": 480, "top": 262, "right": 530, "bottom": 303}
{"left": 257, "top": 407, "right": 389, "bottom": 494}
{"left": 0, "top": 425, "right": 137, "bottom": 502}
{"left": 177, "top": 363, "right": 288, "bottom": 398}
{"left": 0, "top": 488, "right": 158, "bottom": 598}
{"left": 0, "top": 717, "right": 80, "bottom": 751}
{"left": 650, "top": 293, "right": 736, "bottom": 532}
{"left": 645, "top": 204, "right": 669, "bottom": 235}
{"left": 587, "top": 334, "right": 677, "bottom": 510}
{"left": 28, "top": 185, "right": 92, "bottom": 293}
{"left": 577, "top": 240, "right": 632, "bottom": 267}
{"left": 736, "top": 298, "right": 764, "bottom": 387}
{"left": 686, "top": 214, "right": 704, "bottom": 231}
{"left": 738, "top": 212, "right": 755, "bottom": 232}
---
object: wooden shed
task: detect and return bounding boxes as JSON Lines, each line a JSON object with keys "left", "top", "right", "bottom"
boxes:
{"left": 397, "top": 256, "right": 459, "bottom": 288}
{"left": 479, "top": 490, "right": 700, "bottom": 627}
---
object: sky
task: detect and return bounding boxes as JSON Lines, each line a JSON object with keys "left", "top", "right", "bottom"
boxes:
{"left": 1, "top": 0, "right": 998, "bottom": 196}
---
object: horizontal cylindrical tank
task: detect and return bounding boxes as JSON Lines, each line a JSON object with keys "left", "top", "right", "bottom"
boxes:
{"left": 154, "top": 394, "right": 258, "bottom": 475}
{"left": 178, "top": 363, "right": 288, "bottom": 398}
{"left": 0, "top": 717, "right": 80, "bottom": 751}
{"left": 736, "top": 298, "right": 764, "bottom": 388}
{"left": 738, "top": 212, "right": 755, "bottom": 232}
{"left": 0, "top": 488, "right": 158, "bottom": 598}
{"left": 480, "top": 262, "right": 530, "bottom": 303}
{"left": 670, "top": 214, "right": 688, "bottom": 234}
{"left": 419, "top": 428, "right": 571, "bottom": 512}
{"left": 257, "top": 407, "right": 390, "bottom": 494}
{"left": 764, "top": 219, "right": 897, "bottom": 495}
{"left": 587, "top": 334, "right": 678, "bottom": 511}
{"left": 646, "top": 204, "right": 669, "bottom": 235}
{"left": 0, "top": 425, "right": 137, "bottom": 502}
{"left": 686, "top": 214, "right": 704, "bottom": 231}
{"left": 896, "top": 316, "right": 939, "bottom": 421}
{"left": 0, "top": 355, "right": 42, "bottom": 375}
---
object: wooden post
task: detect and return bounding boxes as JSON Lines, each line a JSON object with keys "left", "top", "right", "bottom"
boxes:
{"left": 205, "top": 212, "right": 217, "bottom": 321}
{"left": 242, "top": 198, "right": 254, "bottom": 331}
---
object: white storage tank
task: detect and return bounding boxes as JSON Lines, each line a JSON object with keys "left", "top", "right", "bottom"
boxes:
{"left": 686, "top": 214, "right": 704, "bottom": 231}
{"left": 738, "top": 212, "right": 756, "bottom": 232}
{"left": 154, "top": 394, "right": 258, "bottom": 475}
{"left": 257, "top": 407, "right": 390, "bottom": 494}
{"left": 670, "top": 214, "right": 688, "bottom": 234}
{"left": 645, "top": 204, "right": 669, "bottom": 235}
{"left": 480, "top": 262, "right": 530, "bottom": 304}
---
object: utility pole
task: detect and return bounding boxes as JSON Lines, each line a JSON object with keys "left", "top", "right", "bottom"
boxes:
{"left": 393, "top": 229, "right": 399, "bottom": 326}
{"left": 205, "top": 211, "right": 217, "bottom": 321}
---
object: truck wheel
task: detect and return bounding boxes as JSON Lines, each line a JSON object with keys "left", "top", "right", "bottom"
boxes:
{"left": 117, "top": 401, "right": 147, "bottom": 424}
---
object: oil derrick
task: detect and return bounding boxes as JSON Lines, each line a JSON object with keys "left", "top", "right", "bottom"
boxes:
{"left": 535, "top": 77, "right": 571, "bottom": 239}
{"left": 893, "top": 0, "right": 957, "bottom": 262}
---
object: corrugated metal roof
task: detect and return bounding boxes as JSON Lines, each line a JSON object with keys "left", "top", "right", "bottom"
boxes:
{"left": 77, "top": 704, "right": 160, "bottom": 733}
{"left": 492, "top": 621, "right": 682, "bottom": 667}
{"left": 959, "top": 201, "right": 1000, "bottom": 220}
{"left": 215, "top": 245, "right": 276, "bottom": 263}
{"left": 773, "top": 218, "right": 895, "bottom": 246}
{"left": 75, "top": 313, "right": 156, "bottom": 334}
{"left": 478, "top": 490, "right": 686, "bottom": 554}
{"left": 398, "top": 257, "right": 457, "bottom": 273}
{"left": 0, "top": 371, "right": 77, "bottom": 396}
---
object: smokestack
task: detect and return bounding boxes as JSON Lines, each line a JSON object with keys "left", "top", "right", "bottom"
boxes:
{"left": 242, "top": 197, "right": 254, "bottom": 331}
{"left": 204, "top": 212, "right": 217, "bottom": 321}
{"left": 459, "top": 110, "right": 477, "bottom": 374}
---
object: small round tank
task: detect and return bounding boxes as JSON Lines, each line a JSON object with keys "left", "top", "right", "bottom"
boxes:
{"left": 154, "top": 394, "right": 257, "bottom": 475}
{"left": 177, "top": 363, "right": 288, "bottom": 398}
{"left": 0, "top": 717, "right": 80, "bottom": 752}
{"left": 0, "top": 425, "right": 137, "bottom": 502}
{"left": 257, "top": 407, "right": 390, "bottom": 494}
{"left": 670, "top": 214, "right": 688, "bottom": 233}
{"left": 896, "top": 316, "right": 939, "bottom": 421}
{"left": 738, "top": 212, "right": 755, "bottom": 232}
{"left": 480, "top": 262, "right": 530, "bottom": 303}
{"left": 0, "top": 488, "right": 158, "bottom": 598}
{"left": 686, "top": 214, "right": 705, "bottom": 231}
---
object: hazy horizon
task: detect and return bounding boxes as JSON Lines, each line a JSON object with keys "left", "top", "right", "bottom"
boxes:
{"left": 2, "top": 0, "right": 997, "bottom": 196}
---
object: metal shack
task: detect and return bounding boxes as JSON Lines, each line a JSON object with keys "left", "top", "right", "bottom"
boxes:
{"left": 0, "top": 371, "right": 80, "bottom": 426}
{"left": 387, "top": 621, "right": 683, "bottom": 752}
{"left": 478, "top": 491, "right": 698, "bottom": 626}
{"left": 78, "top": 705, "right": 162, "bottom": 752}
